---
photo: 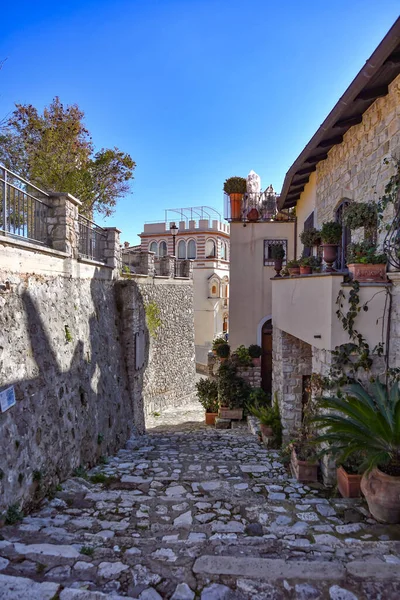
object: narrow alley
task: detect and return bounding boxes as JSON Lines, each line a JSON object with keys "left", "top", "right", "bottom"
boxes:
{"left": 1, "top": 408, "right": 400, "bottom": 600}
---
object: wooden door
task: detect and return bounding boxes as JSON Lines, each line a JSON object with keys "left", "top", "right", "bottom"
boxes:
{"left": 261, "top": 320, "right": 273, "bottom": 395}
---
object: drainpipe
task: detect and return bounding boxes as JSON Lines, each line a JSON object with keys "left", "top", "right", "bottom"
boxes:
{"left": 294, "top": 216, "right": 297, "bottom": 260}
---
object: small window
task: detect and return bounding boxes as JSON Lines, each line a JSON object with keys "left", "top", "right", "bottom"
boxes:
{"left": 187, "top": 239, "right": 196, "bottom": 259}
{"left": 264, "top": 239, "right": 288, "bottom": 266}
{"left": 212, "top": 285, "right": 217, "bottom": 295}
{"left": 221, "top": 241, "right": 227, "bottom": 260}
{"left": 149, "top": 241, "right": 158, "bottom": 255}
{"left": 206, "top": 239, "right": 216, "bottom": 258}
{"left": 159, "top": 241, "right": 167, "bottom": 257}
{"left": 177, "top": 239, "right": 186, "bottom": 259}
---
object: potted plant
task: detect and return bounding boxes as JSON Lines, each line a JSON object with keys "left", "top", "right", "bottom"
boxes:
{"left": 309, "top": 255, "right": 322, "bottom": 273}
{"left": 342, "top": 201, "right": 377, "bottom": 243}
{"left": 231, "top": 345, "right": 252, "bottom": 367}
{"left": 216, "top": 342, "right": 230, "bottom": 362}
{"left": 247, "top": 208, "right": 259, "bottom": 222}
{"left": 299, "top": 255, "right": 312, "bottom": 275}
{"left": 217, "top": 360, "right": 250, "bottom": 420}
{"left": 312, "top": 379, "right": 400, "bottom": 523}
{"left": 280, "top": 266, "right": 289, "bottom": 277}
{"left": 320, "top": 221, "right": 343, "bottom": 271}
{"left": 290, "top": 395, "right": 319, "bottom": 482}
{"left": 287, "top": 259, "right": 300, "bottom": 276}
{"left": 248, "top": 344, "right": 262, "bottom": 366}
{"left": 346, "top": 241, "right": 387, "bottom": 282}
{"left": 270, "top": 244, "right": 285, "bottom": 277}
{"left": 223, "top": 177, "right": 247, "bottom": 221}
{"left": 212, "top": 335, "right": 226, "bottom": 355}
{"left": 195, "top": 378, "right": 219, "bottom": 425}
{"left": 300, "top": 227, "right": 321, "bottom": 248}
{"left": 248, "top": 396, "right": 282, "bottom": 447}
{"left": 337, "top": 453, "right": 365, "bottom": 498}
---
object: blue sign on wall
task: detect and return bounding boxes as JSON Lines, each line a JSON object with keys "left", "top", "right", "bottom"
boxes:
{"left": 0, "top": 386, "right": 16, "bottom": 413}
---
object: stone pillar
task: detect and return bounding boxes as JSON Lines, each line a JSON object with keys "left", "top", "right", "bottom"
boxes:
{"left": 47, "top": 193, "right": 81, "bottom": 258}
{"left": 103, "top": 227, "right": 122, "bottom": 270}
{"left": 159, "top": 255, "right": 175, "bottom": 277}
{"left": 272, "top": 327, "right": 312, "bottom": 442}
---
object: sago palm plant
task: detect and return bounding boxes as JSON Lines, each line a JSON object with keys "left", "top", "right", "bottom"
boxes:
{"left": 312, "top": 379, "right": 400, "bottom": 476}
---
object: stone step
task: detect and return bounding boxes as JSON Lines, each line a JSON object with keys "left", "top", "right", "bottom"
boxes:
{"left": 193, "top": 555, "right": 400, "bottom": 582}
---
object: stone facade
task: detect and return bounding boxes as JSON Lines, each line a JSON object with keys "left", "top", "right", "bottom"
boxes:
{"left": 237, "top": 365, "right": 262, "bottom": 389}
{"left": 315, "top": 73, "right": 400, "bottom": 232}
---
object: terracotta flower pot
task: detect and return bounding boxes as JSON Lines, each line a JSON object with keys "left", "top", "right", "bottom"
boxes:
{"left": 274, "top": 258, "right": 283, "bottom": 277}
{"left": 219, "top": 408, "right": 243, "bottom": 420}
{"left": 348, "top": 263, "right": 387, "bottom": 283}
{"left": 205, "top": 412, "right": 218, "bottom": 426}
{"left": 290, "top": 448, "right": 318, "bottom": 482}
{"left": 230, "top": 193, "right": 242, "bottom": 221}
{"left": 300, "top": 266, "right": 312, "bottom": 275}
{"left": 252, "top": 357, "right": 261, "bottom": 367}
{"left": 260, "top": 424, "right": 273, "bottom": 437}
{"left": 337, "top": 466, "right": 362, "bottom": 498}
{"left": 288, "top": 267, "right": 300, "bottom": 276}
{"left": 361, "top": 467, "right": 400, "bottom": 523}
{"left": 247, "top": 208, "right": 259, "bottom": 222}
{"left": 321, "top": 244, "right": 338, "bottom": 272}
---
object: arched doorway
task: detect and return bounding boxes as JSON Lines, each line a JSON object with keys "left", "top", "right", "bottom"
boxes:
{"left": 261, "top": 319, "right": 273, "bottom": 395}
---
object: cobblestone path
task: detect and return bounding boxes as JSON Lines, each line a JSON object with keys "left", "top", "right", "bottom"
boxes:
{"left": 1, "top": 418, "right": 400, "bottom": 599}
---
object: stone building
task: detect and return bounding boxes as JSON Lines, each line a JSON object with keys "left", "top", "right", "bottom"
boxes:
{"left": 130, "top": 207, "right": 230, "bottom": 371}
{"left": 0, "top": 167, "right": 196, "bottom": 510}
{"left": 226, "top": 171, "right": 295, "bottom": 394}
{"left": 271, "top": 18, "right": 400, "bottom": 474}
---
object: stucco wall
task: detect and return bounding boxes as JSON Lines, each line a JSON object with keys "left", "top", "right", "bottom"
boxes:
{"left": 296, "top": 171, "right": 317, "bottom": 258}
{"left": 229, "top": 221, "right": 295, "bottom": 349}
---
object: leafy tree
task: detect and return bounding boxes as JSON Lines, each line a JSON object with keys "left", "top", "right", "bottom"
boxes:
{"left": 0, "top": 97, "right": 135, "bottom": 217}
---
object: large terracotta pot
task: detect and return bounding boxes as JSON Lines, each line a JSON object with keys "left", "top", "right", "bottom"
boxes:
{"left": 219, "top": 407, "right": 243, "bottom": 420}
{"left": 348, "top": 263, "right": 387, "bottom": 283}
{"left": 230, "top": 193, "right": 242, "bottom": 221}
{"left": 205, "top": 412, "right": 218, "bottom": 426}
{"left": 321, "top": 244, "right": 338, "bottom": 271}
{"left": 274, "top": 258, "right": 283, "bottom": 277}
{"left": 247, "top": 208, "right": 259, "bottom": 222}
{"left": 300, "top": 266, "right": 312, "bottom": 275}
{"left": 291, "top": 448, "right": 318, "bottom": 482}
{"left": 337, "top": 466, "right": 362, "bottom": 498}
{"left": 361, "top": 467, "right": 400, "bottom": 523}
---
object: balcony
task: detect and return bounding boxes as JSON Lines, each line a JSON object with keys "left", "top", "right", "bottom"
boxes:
{"left": 224, "top": 191, "right": 295, "bottom": 223}
{"left": 271, "top": 273, "right": 390, "bottom": 351}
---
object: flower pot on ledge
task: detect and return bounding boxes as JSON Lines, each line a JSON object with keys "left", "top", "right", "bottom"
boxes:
{"left": 205, "top": 412, "right": 218, "bottom": 426}
{"left": 300, "top": 266, "right": 312, "bottom": 275}
{"left": 348, "top": 263, "right": 387, "bottom": 283}
{"left": 219, "top": 407, "right": 243, "bottom": 420}
{"left": 288, "top": 267, "right": 300, "bottom": 277}
{"left": 321, "top": 244, "right": 338, "bottom": 272}
{"left": 229, "top": 193, "right": 242, "bottom": 221}
{"left": 290, "top": 448, "right": 318, "bottom": 482}
{"left": 247, "top": 208, "right": 259, "bottom": 222}
{"left": 337, "top": 466, "right": 362, "bottom": 498}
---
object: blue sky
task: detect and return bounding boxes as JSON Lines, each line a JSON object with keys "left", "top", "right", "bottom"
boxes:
{"left": 1, "top": 1, "right": 399, "bottom": 244}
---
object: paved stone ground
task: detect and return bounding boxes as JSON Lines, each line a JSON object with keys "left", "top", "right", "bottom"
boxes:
{"left": 1, "top": 408, "right": 400, "bottom": 599}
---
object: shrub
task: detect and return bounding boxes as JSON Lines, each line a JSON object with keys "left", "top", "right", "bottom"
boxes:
{"left": 195, "top": 378, "right": 219, "bottom": 413}
{"left": 212, "top": 335, "right": 226, "bottom": 351}
{"left": 248, "top": 344, "right": 262, "bottom": 358}
{"left": 223, "top": 177, "right": 247, "bottom": 195}
{"left": 217, "top": 361, "right": 251, "bottom": 408}
{"left": 248, "top": 387, "right": 269, "bottom": 406}
{"left": 300, "top": 227, "right": 321, "bottom": 247}
{"left": 249, "top": 397, "right": 282, "bottom": 445}
{"left": 320, "top": 221, "right": 343, "bottom": 244}
{"left": 270, "top": 244, "right": 285, "bottom": 260}
{"left": 342, "top": 202, "right": 377, "bottom": 232}
{"left": 216, "top": 342, "right": 230, "bottom": 358}
{"left": 347, "top": 241, "right": 386, "bottom": 264}
{"left": 231, "top": 345, "right": 252, "bottom": 367}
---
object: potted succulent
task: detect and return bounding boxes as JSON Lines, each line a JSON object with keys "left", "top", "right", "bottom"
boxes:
{"left": 223, "top": 177, "right": 247, "bottom": 221}
{"left": 287, "top": 259, "right": 300, "bottom": 276}
{"left": 312, "top": 379, "right": 400, "bottom": 523}
{"left": 217, "top": 360, "right": 250, "bottom": 420}
{"left": 337, "top": 453, "right": 365, "bottom": 498}
{"left": 195, "top": 378, "right": 219, "bottom": 426}
{"left": 300, "top": 227, "right": 321, "bottom": 248}
{"left": 212, "top": 335, "right": 226, "bottom": 355}
{"left": 320, "top": 221, "right": 343, "bottom": 271}
{"left": 216, "top": 342, "right": 230, "bottom": 362}
{"left": 248, "top": 344, "right": 262, "bottom": 366}
{"left": 346, "top": 241, "right": 387, "bottom": 282}
{"left": 342, "top": 201, "right": 378, "bottom": 243}
{"left": 299, "top": 255, "right": 312, "bottom": 275}
{"left": 270, "top": 244, "right": 286, "bottom": 277}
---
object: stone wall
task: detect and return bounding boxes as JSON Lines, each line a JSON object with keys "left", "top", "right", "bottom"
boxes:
{"left": 117, "top": 277, "right": 196, "bottom": 433}
{"left": 237, "top": 364, "right": 262, "bottom": 389}
{"left": 315, "top": 73, "right": 400, "bottom": 234}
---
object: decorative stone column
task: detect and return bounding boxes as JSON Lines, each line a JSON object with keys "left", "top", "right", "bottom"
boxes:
{"left": 159, "top": 255, "right": 175, "bottom": 277}
{"left": 47, "top": 193, "right": 82, "bottom": 258}
{"left": 103, "top": 227, "right": 122, "bottom": 271}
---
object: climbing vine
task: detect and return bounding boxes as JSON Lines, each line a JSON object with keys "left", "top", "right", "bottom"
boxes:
{"left": 145, "top": 301, "right": 162, "bottom": 338}
{"left": 377, "top": 157, "right": 400, "bottom": 231}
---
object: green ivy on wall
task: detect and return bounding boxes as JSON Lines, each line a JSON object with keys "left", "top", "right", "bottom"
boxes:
{"left": 145, "top": 301, "right": 162, "bottom": 338}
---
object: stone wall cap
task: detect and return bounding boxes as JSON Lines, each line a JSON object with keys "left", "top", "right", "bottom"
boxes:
{"left": 103, "top": 227, "right": 122, "bottom": 234}
{"left": 0, "top": 234, "right": 69, "bottom": 258}
{"left": 49, "top": 192, "right": 82, "bottom": 206}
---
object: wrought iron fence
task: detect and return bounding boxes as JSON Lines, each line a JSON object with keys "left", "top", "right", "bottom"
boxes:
{"left": 224, "top": 191, "right": 295, "bottom": 222}
{"left": 0, "top": 164, "right": 51, "bottom": 246}
{"left": 78, "top": 215, "right": 107, "bottom": 262}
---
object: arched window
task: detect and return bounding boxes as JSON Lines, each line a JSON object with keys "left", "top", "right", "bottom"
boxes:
{"left": 177, "top": 239, "right": 186, "bottom": 259}
{"left": 205, "top": 239, "right": 216, "bottom": 258}
{"left": 187, "top": 239, "right": 196, "bottom": 259}
{"left": 149, "top": 241, "right": 158, "bottom": 255}
{"left": 159, "top": 241, "right": 167, "bottom": 257}
{"left": 221, "top": 241, "right": 228, "bottom": 260}
{"left": 212, "top": 285, "right": 217, "bottom": 295}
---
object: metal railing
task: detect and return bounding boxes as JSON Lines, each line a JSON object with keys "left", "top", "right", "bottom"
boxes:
{"left": 0, "top": 164, "right": 51, "bottom": 246}
{"left": 224, "top": 191, "right": 295, "bottom": 222}
{"left": 78, "top": 215, "right": 107, "bottom": 262}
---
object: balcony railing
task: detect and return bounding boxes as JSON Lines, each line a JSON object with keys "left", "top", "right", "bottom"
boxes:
{"left": 78, "top": 215, "right": 107, "bottom": 263}
{"left": 0, "top": 164, "right": 51, "bottom": 246}
{"left": 224, "top": 191, "right": 295, "bottom": 222}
